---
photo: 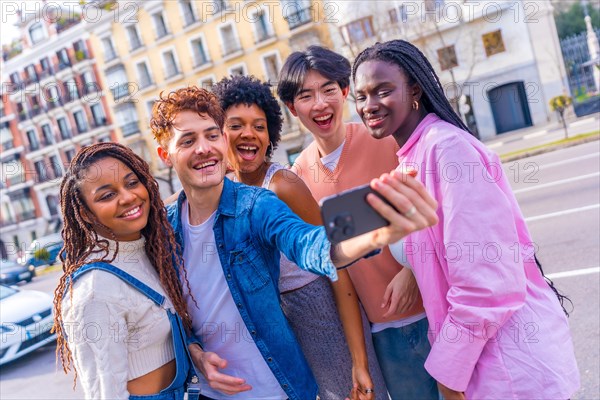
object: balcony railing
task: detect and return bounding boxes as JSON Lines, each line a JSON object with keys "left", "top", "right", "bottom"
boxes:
{"left": 41, "top": 134, "right": 55, "bottom": 146}
{"left": 57, "top": 60, "right": 72, "bottom": 71}
{"left": 285, "top": 6, "right": 313, "bottom": 30}
{"left": 82, "top": 82, "right": 101, "bottom": 95}
{"left": 121, "top": 121, "right": 140, "bottom": 136}
{"left": 164, "top": 68, "right": 181, "bottom": 80}
{"left": 24, "top": 75, "right": 39, "bottom": 86}
{"left": 29, "top": 107, "right": 43, "bottom": 118}
{"left": 18, "top": 112, "right": 27, "bottom": 122}
{"left": 74, "top": 50, "right": 90, "bottom": 63}
{"left": 105, "top": 50, "right": 118, "bottom": 62}
{"left": 75, "top": 123, "right": 89, "bottom": 134}
{"left": 130, "top": 38, "right": 144, "bottom": 51}
{"left": 1, "top": 140, "right": 14, "bottom": 150}
{"left": 90, "top": 117, "right": 108, "bottom": 129}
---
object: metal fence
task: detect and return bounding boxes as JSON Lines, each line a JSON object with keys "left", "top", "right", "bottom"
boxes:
{"left": 560, "top": 28, "right": 600, "bottom": 100}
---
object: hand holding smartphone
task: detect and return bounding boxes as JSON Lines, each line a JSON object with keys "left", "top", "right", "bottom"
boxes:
{"left": 320, "top": 169, "right": 418, "bottom": 244}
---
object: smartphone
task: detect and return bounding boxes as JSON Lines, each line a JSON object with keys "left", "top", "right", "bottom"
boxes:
{"left": 320, "top": 184, "right": 392, "bottom": 244}
{"left": 320, "top": 169, "right": 418, "bottom": 244}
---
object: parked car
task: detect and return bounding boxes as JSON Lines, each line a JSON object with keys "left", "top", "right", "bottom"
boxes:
{"left": 18, "top": 233, "right": 63, "bottom": 269}
{"left": 0, "top": 260, "right": 34, "bottom": 285}
{"left": 0, "top": 284, "right": 56, "bottom": 366}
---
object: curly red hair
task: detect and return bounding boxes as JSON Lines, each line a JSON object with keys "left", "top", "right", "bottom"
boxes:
{"left": 150, "top": 86, "right": 225, "bottom": 147}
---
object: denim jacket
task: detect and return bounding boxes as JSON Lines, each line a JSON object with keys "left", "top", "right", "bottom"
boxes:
{"left": 166, "top": 178, "right": 338, "bottom": 400}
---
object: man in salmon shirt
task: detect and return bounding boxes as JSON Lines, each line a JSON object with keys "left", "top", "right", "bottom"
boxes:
{"left": 278, "top": 46, "right": 439, "bottom": 399}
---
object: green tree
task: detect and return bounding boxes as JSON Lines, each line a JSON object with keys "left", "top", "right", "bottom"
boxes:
{"left": 555, "top": 2, "right": 600, "bottom": 39}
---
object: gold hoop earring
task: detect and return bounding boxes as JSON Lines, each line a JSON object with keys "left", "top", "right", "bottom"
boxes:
{"left": 412, "top": 100, "right": 419, "bottom": 111}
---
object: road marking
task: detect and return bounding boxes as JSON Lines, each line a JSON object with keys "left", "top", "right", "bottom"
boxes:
{"left": 487, "top": 141, "right": 503, "bottom": 149}
{"left": 546, "top": 266, "right": 600, "bottom": 279}
{"left": 514, "top": 172, "right": 600, "bottom": 194}
{"left": 523, "top": 130, "right": 547, "bottom": 140}
{"left": 537, "top": 152, "right": 599, "bottom": 170}
{"left": 525, "top": 204, "right": 600, "bottom": 222}
{"left": 569, "top": 117, "right": 597, "bottom": 128}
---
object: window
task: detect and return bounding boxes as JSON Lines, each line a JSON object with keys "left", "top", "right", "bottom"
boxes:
{"left": 424, "top": 0, "right": 445, "bottom": 12}
{"left": 91, "top": 103, "right": 106, "bottom": 125}
{"left": 146, "top": 100, "right": 156, "bottom": 121}
{"left": 482, "top": 30, "right": 506, "bottom": 57}
{"left": 180, "top": 0, "right": 197, "bottom": 26}
{"left": 262, "top": 54, "right": 280, "bottom": 83}
{"left": 220, "top": 25, "right": 240, "bottom": 56}
{"left": 126, "top": 25, "right": 143, "bottom": 51}
{"left": 73, "top": 39, "right": 88, "bottom": 61}
{"left": 389, "top": 8, "right": 398, "bottom": 24}
{"left": 152, "top": 12, "right": 169, "bottom": 38}
{"left": 29, "top": 22, "right": 45, "bottom": 45}
{"left": 191, "top": 37, "right": 209, "bottom": 68}
{"left": 41, "top": 124, "right": 54, "bottom": 145}
{"left": 199, "top": 76, "right": 215, "bottom": 91}
{"left": 65, "top": 148, "right": 76, "bottom": 163}
{"left": 344, "top": 17, "right": 375, "bottom": 44}
{"left": 252, "top": 9, "right": 273, "bottom": 43}
{"left": 64, "top": 80, "right": 79, "bottom": 102}
{"left": 106, "top": 65, "right": 130, "bottom": 101}
{"left": 81, "top": 71, "right": 99, "bottom": 94}
{"left": 9, "top": 72, "right": 21, "bottom": 84}
{"left": 26, "top": 130, "right": 39, "bottom": 151}
{"left": 162, "top": 50, "right": 180, "bottom": 79}
{"left": 34, "top": 160, "right": 47, "bottom": 182}
{"left": 74, "top": 110, "right": 89, "bottom": 134}
{"left": 25, "top": 65, "right": 37, "bottom": 83}
{"left": 49, "top": 155, "right": 62, "bottom": 178}
{"left": 437, "top": 45, "right": 458, "bottom": 70}
{"left": 136, "top": 61, "right": 153, "bottom": 88}
{"left": 115, "top": 103, "right": 140, "bottom": 137}
{"left": 57, "top": 117, "right": 71, "bottom": 139}
{"left": 229, "top": 64, "right": 246, "bottom": 76}
{"left": 57, "top": 48, "right": 71, "bottom": 68}
{"left": 101, "top": 37, "right": 117, "bottom": 61}
{"left": 46, "top": 195, "right": 59, "bottom": 216}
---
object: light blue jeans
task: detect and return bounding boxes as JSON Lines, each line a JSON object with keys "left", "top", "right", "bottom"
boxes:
{"left": 371, "top": 317, "right": 439, "bottom": 400}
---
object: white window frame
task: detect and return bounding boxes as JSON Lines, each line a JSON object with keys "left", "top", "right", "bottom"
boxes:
{"left": 100, "top": 35, "right": 117, "bottom": 61}
{"left": 218, "top": 22, "right": 241, "bottom": 57}
{"left": 248, "top": 4, "right": 274, "bottom": 43}
{"left": 199, "top": 74, "right": 217, "bottom": 91}
{"left": 261, "top": 50, "right": 282, "bottom": 83}
{"left": 189, "top": 33, "right": 211, "bottom": 69}
{"left": 151, "top": 11, "right": 170, "bottom": 39}
{"left": 125, "top": 24, "right": 144, "bottom": 51}
{"left": 135, "top": 58, "right": 154, "bottom": 89}
{"left": 179, "top": 0, "right": 198, "bottom": 26}
{"left": 228, "top": 62, "right": 247, "bottom": 77}
{"left": 161, "top": 47, "right": 182, "bottom": 80}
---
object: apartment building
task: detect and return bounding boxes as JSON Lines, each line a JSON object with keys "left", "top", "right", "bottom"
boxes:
{"left": 87, "top": 0, "right": 339, "bottom": 193}
{"left": 328, "top": 0, "right": 569, "bottom": 140}
{"left": 0, "top": 6, "right": 117, "bottom": 257}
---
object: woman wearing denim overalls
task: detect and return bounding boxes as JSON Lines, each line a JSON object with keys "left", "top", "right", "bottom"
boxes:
{"left": 53, "top": 143, "right": 197, "bottom": 399}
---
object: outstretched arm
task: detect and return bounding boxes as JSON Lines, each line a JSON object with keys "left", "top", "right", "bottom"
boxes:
{"left": 271, "top": 170, "right": 374, "bottom": 397}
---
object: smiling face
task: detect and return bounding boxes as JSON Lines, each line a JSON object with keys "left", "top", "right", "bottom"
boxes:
{"left": 287, "top": 70, "right": 349, "bottom": 150}
{"left": 354, "top": 60, "right": 423, "bottom": 146}
{"left": 157, "top": 110, "right": 228, "bottom": 192}
{"left": 224, "top": 103, "right": 270, "bottom": 175}
{"left": 79, "top": 157, "right": 150, "bottom": 241}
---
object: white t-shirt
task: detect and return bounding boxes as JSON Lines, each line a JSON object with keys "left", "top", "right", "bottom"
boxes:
{"left": 181, "top": 201, "right": 287, "bottom": 399}
{"left": 320, "top": 140, "right": 345, "bottom": 171}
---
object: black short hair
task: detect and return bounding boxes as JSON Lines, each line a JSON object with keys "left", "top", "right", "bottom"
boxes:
{"left": 212, "top": 75, "right": 283, "bottom": 157}
{"left": 277, "top": 45, "right": 351, "bottom": 104}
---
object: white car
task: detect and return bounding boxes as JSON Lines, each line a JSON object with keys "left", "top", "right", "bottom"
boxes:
{"left": 0, "top": 284, "right": 56, "bottom": 366}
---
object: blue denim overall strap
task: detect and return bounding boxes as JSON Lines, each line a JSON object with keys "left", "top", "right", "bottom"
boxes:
{"left": 68, "top": 262, "right": 194, "bottom": 400}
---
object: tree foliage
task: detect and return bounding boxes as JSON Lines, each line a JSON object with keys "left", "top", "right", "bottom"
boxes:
{"left": 555, "top": 2, "right": 600, "bottom": 39}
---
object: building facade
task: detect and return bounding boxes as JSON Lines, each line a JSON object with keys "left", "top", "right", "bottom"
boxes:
{"left": 1, "top": 6, "right": 117, "bottom": 259}
{"left": 328, "top": 0, "right": 569, "bottom": 140}
{"left": 87, "top": 0, "right": 338, "bottom": 195}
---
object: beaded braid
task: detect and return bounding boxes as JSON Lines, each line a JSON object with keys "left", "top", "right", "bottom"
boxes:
{"left": 352, "top": 39, "right": 472, "bottom": 135}
{"left": 352, "top": 39, "right": 572, "bottom": 315}
{"left": 52, "top": 142, "right": 196, "bottom": 385}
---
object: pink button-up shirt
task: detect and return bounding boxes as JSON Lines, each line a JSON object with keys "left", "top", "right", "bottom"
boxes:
{"left": 398, "top": 114, "right": 579, "bottom": 398}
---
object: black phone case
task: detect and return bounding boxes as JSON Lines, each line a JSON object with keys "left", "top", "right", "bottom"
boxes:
{"left": 320, "top": 184, "right": 390, "bottom": 244}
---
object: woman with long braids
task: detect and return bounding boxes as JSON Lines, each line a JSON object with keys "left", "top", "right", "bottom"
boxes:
{"left": 352, "top": 39, "right": 580, "bottom": 399}
{"left": 53, "top": 142, "right": 195, "bottom": 399}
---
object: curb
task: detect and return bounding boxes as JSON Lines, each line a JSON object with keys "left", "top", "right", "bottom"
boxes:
{"left": 35, "top": 263, "right": 63, "bottom": 276}
{"left": 500, "top": 134, "right": 600, "bottom": 163}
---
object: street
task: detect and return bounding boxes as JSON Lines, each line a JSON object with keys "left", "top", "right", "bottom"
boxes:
{"left": 0, "top": 142, "right": 599, "bottom": 399}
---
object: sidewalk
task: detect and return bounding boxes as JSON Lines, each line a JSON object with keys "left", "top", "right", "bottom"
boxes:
{"left": 482, "top": 114, "right": 599, "bottom": 161}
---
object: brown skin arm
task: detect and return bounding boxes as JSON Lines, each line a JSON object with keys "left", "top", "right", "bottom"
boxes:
{"left": 270, "top": 169, "right": 374, "bottom": 398}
